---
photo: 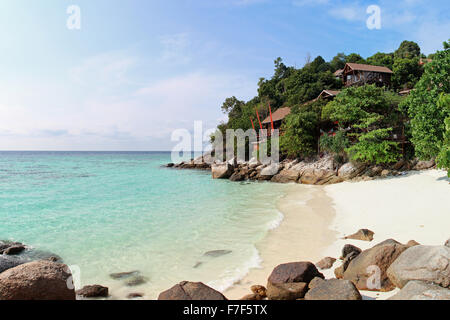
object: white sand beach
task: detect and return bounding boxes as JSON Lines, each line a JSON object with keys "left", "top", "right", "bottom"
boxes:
{"left": 225, "top": 169, "right": 449, "bottom": 300}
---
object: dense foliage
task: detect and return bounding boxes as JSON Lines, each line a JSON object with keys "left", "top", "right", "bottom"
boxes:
{"left": 436, "top": 94, "right": 450, "bottom": 176}
{"left": 322, "top": 85, "right": 403, "bottom": 164}
{"left": 400, "top": 42, "right": 450, "bottom": 160}
{"left": 218, "top": 40, "right": 450, "bottom": 168}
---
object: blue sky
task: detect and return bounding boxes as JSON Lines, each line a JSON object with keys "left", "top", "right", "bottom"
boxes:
{"left": 0, "top": 0, "right": 448, "bottom": 150}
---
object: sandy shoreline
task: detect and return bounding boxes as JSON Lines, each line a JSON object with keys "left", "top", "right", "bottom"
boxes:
{"left": 225, "top": 169, "right": 449, "bottom": 300}
{"left": 225, "top": 184, "right": 337, "bottom": 299}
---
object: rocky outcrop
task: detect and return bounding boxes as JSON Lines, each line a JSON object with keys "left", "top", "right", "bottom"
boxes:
{"left": 240, "top": 293, "right": 264, "bottom": 300}
{"left": 413, "top": 160, "right": 435, "bottom": 170}
{"left": 343, "top": 229, "right": 375, "bottom": 242}
{"left": 406, "top": 240, "right": 420, "bottom": 247}
{"left": 158, "top": 281, "right": 227, "bottom": 300}
{"left": 387, "top": 245, "right": 450, "bottom": 289}
{"left": 343, "top": 239, "right": 408, "bottom": 291}
{"left": 338, "top": 162, "right": 366, "bottom": 180}
{"left": 266, "top": 262, "right": 324, "bottom": 300}
{"left": 211, "top": 163, "right": 233, "bottom": 179}
{"left": 76, "top": 285, "right": 109, "bottom": 298}
{"left": 0, "top": 241, "right": 24, "bottom": 255}
{"left": 304, "top": 279, "right": 362, "bottom": 300}
{"left": 316, "top": 257, "right": 336, "bottom": 270}
{"left": 0, "top": 261, "right": 75, "bottom": 300}
{"left": 388, "top": 281, "right": 450, "bottom": 300}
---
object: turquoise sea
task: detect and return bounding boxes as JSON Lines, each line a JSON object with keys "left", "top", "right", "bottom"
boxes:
{"left": 0, "top": 151, "right": 290, "bottom": 299}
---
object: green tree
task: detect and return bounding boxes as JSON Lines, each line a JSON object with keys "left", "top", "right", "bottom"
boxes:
{"left": 392, "top": 57, "right": 423, "bottom": 90}
{"left": 367, "top": 52, "right": 394, "bottom": 70}
{"left": 330, "top": 53, "right": 346, "bottom": 71}
{"left": 400, "top": 44, "right": 450, "bottom": 160}
{"left": 436, "top": 94, "right": 450, "bottom": 177}
{"left": 394, "top": 40, "right": 421, "bottom": 59}
{"left": 323, "top": 85, "right": 403, "bottom": 164}
{"left": 346, "top": 53, "right": 366, "bottom": 64}
{"left": 280, "top": 110, "right": 319, "bottom": 158}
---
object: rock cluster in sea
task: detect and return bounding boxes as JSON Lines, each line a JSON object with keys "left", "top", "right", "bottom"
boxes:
{"left": 168, "top": 154, "right": 436, "bottom": 186}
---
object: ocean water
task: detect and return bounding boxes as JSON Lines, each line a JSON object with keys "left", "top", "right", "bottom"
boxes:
{"left": 0, "top": 151, "right": 290, "bottom": 299}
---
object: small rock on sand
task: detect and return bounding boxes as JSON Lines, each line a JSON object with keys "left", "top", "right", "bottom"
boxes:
{"left": 109, "top": 270, "right": 140, "bottom": 280}
{"left": 316, "top": 257, "right": 336, "bottom": 270}
{"left": 343, "top": 229, "right": 375, "bottom": 242}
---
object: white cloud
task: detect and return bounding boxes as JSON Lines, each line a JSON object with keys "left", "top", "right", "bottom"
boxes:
{"left": 159, "top": 33, "right": 192, "bottom": 65}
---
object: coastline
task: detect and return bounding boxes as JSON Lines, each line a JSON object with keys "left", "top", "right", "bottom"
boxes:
{"left": 224, "top": 184, "right": 337, "bottom": 300}
{"left": 225, "top": 169, "right": 449, "bottom": 300}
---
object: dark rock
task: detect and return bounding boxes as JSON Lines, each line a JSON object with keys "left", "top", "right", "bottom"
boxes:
{"left": 240, "top": 293, "right": 264, "bottom": 300}
{"left": 266, "top": 282, "right": 308, "bottom": 300}
{"left": 127, "top": 292, "right": 144, "bottom": 299}
{"left": 251, "top": 285, "right": 267, "bottom": 297}
{"left": 204, "top": 250, "right": 232, "bottom": 258}
{"left": 0, "top": 260, "right": 75, "bottom": 300}
{"left": 0, "top": 241, "right": 22, "bottom": 254}
{"left": 268, "top": 262, "right": 324, "bottom": 285}
{"left": 445, "top": 238, "right": 450, "bottom": 248}
{"left": 125, "top": 275, "right": 148, "bottom": 287}
{"left": 229, "top": 172, "right": 245, "bottom": 182}
{"left": 158, "top": 281, "right": 227, "bottom": 300}
{"left": 343, "top": 229, "right": 375, "bottom": 242}
{"left": 304, "top": 279, "right": 362, "bottom": 300}
{"left": 76, "top": 285, "right": 109, "bottom": 298}
{"left": 3, "top": 245, "right": 26, "bottom": 255}
{"left": 341, "top": 244, "right": 362, "bottom": 260}
{"left": 166, "top": 163, "right": 174, "bottom": 168}
{"left": 267, "top": 262, "right": 323, "bottom": 300}
{"left": 0, "top": 255, "right": 27, "bottom": 274}
{"left": 109, "top": 270, "right": 140, "bottom": 280}
{"left": 316, "top": 257, "right": 336, "bottom": 270}
{"left": 343, "top": 239, "right": 408, "bottom": 291}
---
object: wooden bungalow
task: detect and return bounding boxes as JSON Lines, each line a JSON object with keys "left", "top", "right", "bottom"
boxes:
{"left": 261, "top": 107, "right": 291, "bottom": 132}
{"left": 342, "top": 63, "right": 393, "bottom": 87}
{"left": 317, "top": 90, "right": 341, "bottom": 100}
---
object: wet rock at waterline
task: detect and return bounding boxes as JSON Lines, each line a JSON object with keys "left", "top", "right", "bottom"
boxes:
{"left": 109, "top": 270, "right": 140, "bottom": 280}
{"left": 76, "top": 285, "right": 109, "bottom": 298}
{"left": 203, "top": 250, "right": 232, "bottom": 258}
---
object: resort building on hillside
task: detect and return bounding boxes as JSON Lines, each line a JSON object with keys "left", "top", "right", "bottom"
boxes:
{"left": 317, "top": 90, "right": 341, "bottom": 100}
{"left": 261, "top": 107, "right": 291, "bottom": 132}
{"left": 342, "top": 63, "right": 393, "bottom": 87}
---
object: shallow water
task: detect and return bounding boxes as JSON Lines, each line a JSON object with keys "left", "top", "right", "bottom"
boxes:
{"left": 0, "top": 151, "right": 290, "bottom": 299}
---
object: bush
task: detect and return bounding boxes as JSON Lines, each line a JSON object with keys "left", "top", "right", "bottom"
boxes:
{"left": 436, "top": 94, "right": 450, "bottom": 177}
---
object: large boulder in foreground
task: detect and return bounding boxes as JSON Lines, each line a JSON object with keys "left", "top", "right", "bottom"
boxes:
{"left": 211, "top": 163, "right": 233, "bottom": 179}
{"left": 0, "top": 260, "right": 75, "bottom": 300}
{"left": 158, "top": 281, "right": 227, "bottom": 300}
{"left": 388, "top": 281, "right": 450, "bottom": 300}
{"left": 343, "top": 239, "right": 408, "bottom": 291}
{"left": 267, "top": 262, "right": 324, "bottom": 300}
{"left": 387, "top": 245, "right": 450, "bottom": 289}
{"left": 304, "top": 279, "right": 362, "bottom": 300}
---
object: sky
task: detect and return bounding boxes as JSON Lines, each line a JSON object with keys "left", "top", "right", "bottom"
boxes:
{"left": 0, "top": 0, "right": 448, "bottom": 151}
